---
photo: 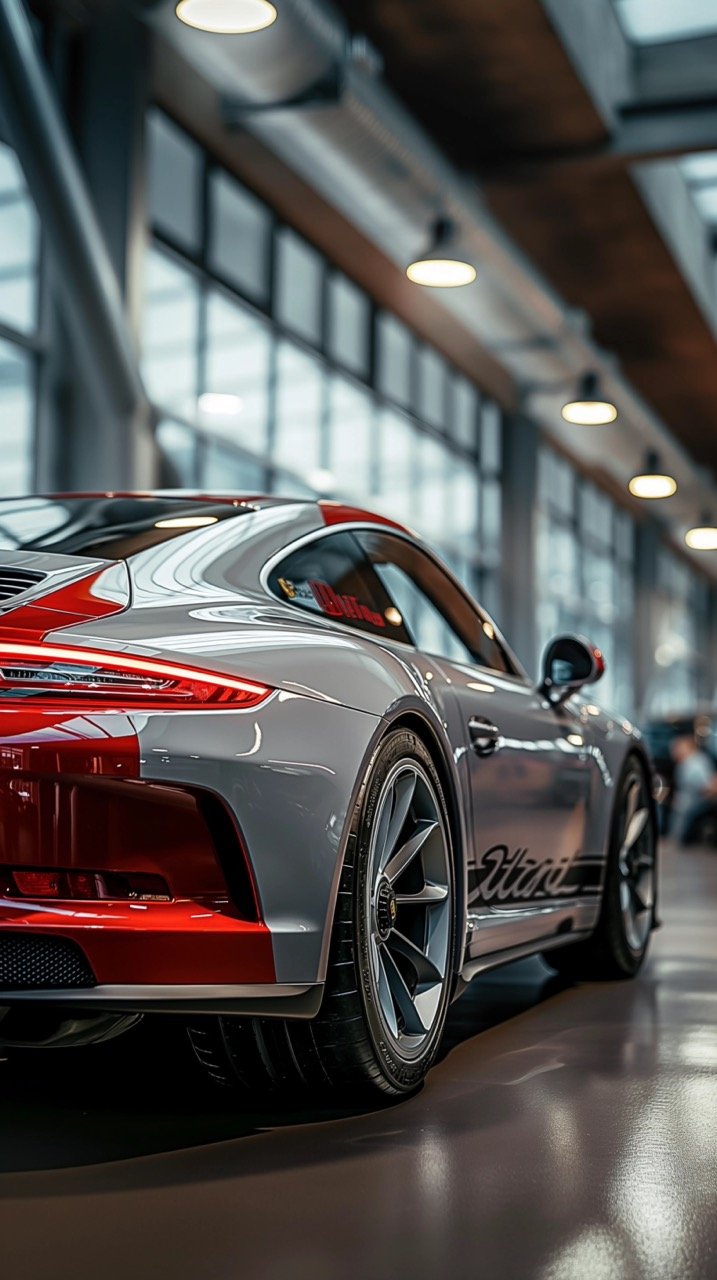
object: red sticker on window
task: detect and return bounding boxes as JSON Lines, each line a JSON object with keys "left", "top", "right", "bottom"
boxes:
{"left": 309, "top": 580, "right": 386, "bottom": 628}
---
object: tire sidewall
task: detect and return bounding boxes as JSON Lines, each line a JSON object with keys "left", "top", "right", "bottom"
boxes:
{"left": 602, "top": 754, "right": 656, "bottom": 977}
{"left": 352, "top": 729, "right": 456, "bottom": 1093}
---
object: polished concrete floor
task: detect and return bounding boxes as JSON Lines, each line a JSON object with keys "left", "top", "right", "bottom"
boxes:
{"left": 1, "top": 842, "right": 716, "bottom": 1280}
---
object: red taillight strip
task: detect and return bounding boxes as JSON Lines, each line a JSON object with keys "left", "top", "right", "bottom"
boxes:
{"left": 0, "top": 643, "right": 272, "bottom": 709}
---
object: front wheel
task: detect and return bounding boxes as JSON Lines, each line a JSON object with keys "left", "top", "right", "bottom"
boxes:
{"left": 543, "top": 755, "right": 657, "bottom": 981}
{"left": 188, "top": 730, "right": 456, "bottom": 1097}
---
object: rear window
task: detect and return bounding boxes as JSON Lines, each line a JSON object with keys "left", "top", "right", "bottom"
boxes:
{"left": 0, "top": 496, "right": 251, "bottom": 561}
{"left": 267, "top": 530, "right": 412, "bottom": 642}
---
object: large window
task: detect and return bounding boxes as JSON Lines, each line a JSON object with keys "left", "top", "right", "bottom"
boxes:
{"left": 536, "top": 447, "right": 636, "bottom": 714}
{"left": 0, "top": 137, "right": 40, "bottom": 496}
{"left": 142, "top": 110, "right": 502, "bottom": 607}
{"left": 649, "top": 550, "right": 711, "bottom": 714}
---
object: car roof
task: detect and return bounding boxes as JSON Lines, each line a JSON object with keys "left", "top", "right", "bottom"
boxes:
{"left": 43, "top": 492, "right": 414, "bottom": 536}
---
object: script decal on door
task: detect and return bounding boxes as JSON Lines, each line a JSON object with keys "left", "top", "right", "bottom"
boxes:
{"left": 468, "top": 844, "right": 601, "bottom": 906}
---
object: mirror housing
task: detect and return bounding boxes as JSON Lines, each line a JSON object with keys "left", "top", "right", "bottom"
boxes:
{"left": 540, "top": 634, "right": 605, "bottom": 705}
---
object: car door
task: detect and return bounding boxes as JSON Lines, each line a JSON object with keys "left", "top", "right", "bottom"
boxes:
{"left": 355, "top": 531, "right": 596, "bottom": 956}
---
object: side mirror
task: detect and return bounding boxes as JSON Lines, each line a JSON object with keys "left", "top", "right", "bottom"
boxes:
{"left": 540, "top": 634, "right": 605, "bottom": 705}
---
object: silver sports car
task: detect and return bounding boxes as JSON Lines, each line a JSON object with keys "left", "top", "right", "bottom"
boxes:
{"left": 0, "top": 493, "right": 657, "bottom": 1094}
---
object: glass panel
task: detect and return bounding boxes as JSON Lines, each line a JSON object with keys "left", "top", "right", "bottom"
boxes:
{"left": 615, "top": 511, "right": 635, "bottom": 563}
{"left": 692, "top": 186, "right": 717, "bottom": 222}
{"left": 271, "top": 469, "right": 317, "bottom": 499}
{"left": 481, "top": 478, "right": 502, "bottom": 554}
{"left": 374, "top": 407, "right": 415, "bottom": 524}
{"left": 274, "top": 229, "right": 323, "bottom": 344}
{"left": 414, "top": 433, "right": 449, "bottom": 541}
{"left": 359, "top": 530, "right": 511, "bottom": 672}
{"left": 0, "top": 141, "right": 39, "bottom": 335}
{"left": 156, "top": 419, "right": 197, "bottom": 487}
{"left": 613, "top": 0, "right": 717, "bottom": 44}
{"left": 376, "top": 313, "right": 412, "bottom": 408}
{"left": 538, "top": 447, "right": 575, "bottom": 516}
{"left": 274, "top": 341, "right": 324, "bottom": 477}
{"left": 204, "top": 290, "right": 272, "bottom": 454}
{"left": 537, "top": 511, "right": 580, "bottom": 603}
{"left": 147, "top": 110, "right": 202, "bottom": 252}
{"left": 326, "top": 273, "right": 370, "bottom": 377}
{"left": 480, "top": 402, "right": 503, "bottom": 474}
{"left": 208, "top": 170, "right": 271, "bottom": 304}
{"left": 374, "top": 558, "right": 472, "bottom": 664}
{"left": 201, "top": 441, "right": 265, "bottom": 492}
{"left": 327, "top": 374, "right": 374, "bottom": 498}
{"left": 445, "top": 457, "right": 479, "bottom": 555}
{"left": 0, "top": 339, "right": 33, "bottom": 495}
{"left": 143, "top": 248, "right": 200, "bottom": 419}
{"left": 580, "top": 484, "right": 613, "bottom": 549}
{"left": 450, "top": 375, "right": 479, "bottom": 451}
{"left": 416, "top": 346, "right": 447, "bottom": 428}
{"left": 583, "top": 547, "right": 616, "bottom": 624}
{"left": 682, "top": 153, "right": 717, "bottom": 184}
{"left": 268, "top": 530, "right": 409, "bottom": 642}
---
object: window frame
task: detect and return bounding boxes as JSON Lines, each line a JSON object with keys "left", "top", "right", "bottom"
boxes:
{"left": 261, "top": 522, "right": 526, "bottom": 680}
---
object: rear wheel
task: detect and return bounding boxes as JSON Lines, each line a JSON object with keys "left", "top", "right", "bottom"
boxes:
{"left": 543, "top": 755, "right": 656, "bottom": 980}
{"left": 188, "top": 729, "right": 456, "bottom": 1097}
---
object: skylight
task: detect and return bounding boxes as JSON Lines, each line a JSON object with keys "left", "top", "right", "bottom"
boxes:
{"left": 614, "top": 0, "right": 717, "bottom": 44}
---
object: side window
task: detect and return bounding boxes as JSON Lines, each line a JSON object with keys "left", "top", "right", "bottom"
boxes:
{"left": 357, "top": 531, "right": 513, "bottom": 674}
{"left": 267, "top": 530, "right": 412, "bottom": 643}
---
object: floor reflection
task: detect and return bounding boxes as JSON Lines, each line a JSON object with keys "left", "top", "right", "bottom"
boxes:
{"left": 0, "top": 842, "right": 715, "bottom": 1280}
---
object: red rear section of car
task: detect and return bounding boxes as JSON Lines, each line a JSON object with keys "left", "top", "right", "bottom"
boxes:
{"left": 0, "top": 557, "right": 276, "bottom": 992}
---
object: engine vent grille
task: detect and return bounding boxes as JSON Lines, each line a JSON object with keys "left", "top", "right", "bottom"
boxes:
{"left": 0, "top": 935, "right": 96, "bottom": 990}
{"left": 0, "top": 566, "right": 47, "bottom": 603}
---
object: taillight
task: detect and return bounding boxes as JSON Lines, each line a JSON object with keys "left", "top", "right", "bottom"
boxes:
{"left": 0, "top": 643, "right": 272, "bottom": 710}
{"left": 4, "top": 868, "right": 172, "bottom": 902}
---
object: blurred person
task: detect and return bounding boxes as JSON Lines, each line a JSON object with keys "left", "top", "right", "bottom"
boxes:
{"left": 670, "top": 733, "right": 717, "bottom": 846}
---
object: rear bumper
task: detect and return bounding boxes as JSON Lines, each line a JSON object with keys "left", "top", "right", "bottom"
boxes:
{"left": 0, "top": 697, "right": 381, "bottom": 997}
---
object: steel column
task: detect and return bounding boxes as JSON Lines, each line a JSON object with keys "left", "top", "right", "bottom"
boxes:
{"left": 0, "top": 0, "right": 154, "bottom": 487}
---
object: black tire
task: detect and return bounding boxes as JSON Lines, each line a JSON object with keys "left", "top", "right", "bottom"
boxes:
{"left": 542, "top": 754, "right": 657, "bottom": 981}
{"left": 188, "top": 729, "right": 457, "bottom": 1097}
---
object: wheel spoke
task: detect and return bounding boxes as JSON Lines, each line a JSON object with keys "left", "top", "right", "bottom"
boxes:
{"left": 378, "top": 769, "right": 417, "bottom": 873}
{"left": 395, "top": 881, "right": 449, "bottom": 906}
{"left": 623, "top": 805, "right": 649, "bottom": 853}
{"left": 381, "top": 945, "right": 427, "bottom": 1036}
{"left": 384, "top": 819, "right": 438, "bottom": 885}
{"left": 624, "top": 778, "right": 640, "bottom": 828}
{"left": 387, "top": 928, "right": 444, "bottom": 986}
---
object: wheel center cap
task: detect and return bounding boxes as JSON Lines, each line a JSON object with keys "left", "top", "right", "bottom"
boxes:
{"left": 375, "top": 878, "right": 397, "bottom": 942}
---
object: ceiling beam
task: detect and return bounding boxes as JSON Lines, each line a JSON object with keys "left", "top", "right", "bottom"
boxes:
{"left": 478, "top": 99, "right": 717, "bottom": 182}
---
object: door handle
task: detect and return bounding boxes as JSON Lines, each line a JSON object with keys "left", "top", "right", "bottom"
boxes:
{"left": 468, "top": 716, "right": 501, "bottom": 756}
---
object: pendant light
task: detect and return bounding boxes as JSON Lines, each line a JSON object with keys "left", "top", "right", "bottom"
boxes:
{"left": 561, "top": 371, "right": 618, "bottom": 426}
{"left": 175, "top": 0, "right": 277, "bottom": 34}
{"left": 406, "top": 217, "right": 477, "bottom": 289}
{"left": 628, "top": 450, "right": 677, "bottom": 499}
{"left": 686, "top": 512, "right": 717, "bottom": 550}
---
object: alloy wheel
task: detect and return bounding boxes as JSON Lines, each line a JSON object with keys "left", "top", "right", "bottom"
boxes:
{"left": 617, "top": 770, "right": 655, "bottom": 953}
{"left": 366, "top": 760, "right": 452, "bottom": 1059}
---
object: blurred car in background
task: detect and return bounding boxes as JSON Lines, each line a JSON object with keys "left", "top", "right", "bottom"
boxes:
{"left": 643, "top": 709, "right": 717, "bottom": 840}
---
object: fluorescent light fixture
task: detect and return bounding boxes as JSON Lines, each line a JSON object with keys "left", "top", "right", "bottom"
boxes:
{"left": 155, "top": 516, "right": 219, "bottom": 528}
{"left": 407, "top": 217, "right": 477, "bottom": 289}
{"left": 175, "top": 0, "right": 277, "bottom": 34}
{"left": 198, "top": 392, "right": 243, "bottom": 417}
{"left": 628, "top": 450, "right": 677, "bottom": 499}
{"left": 561, "top": 371, "right": 617, "bottom": 426}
